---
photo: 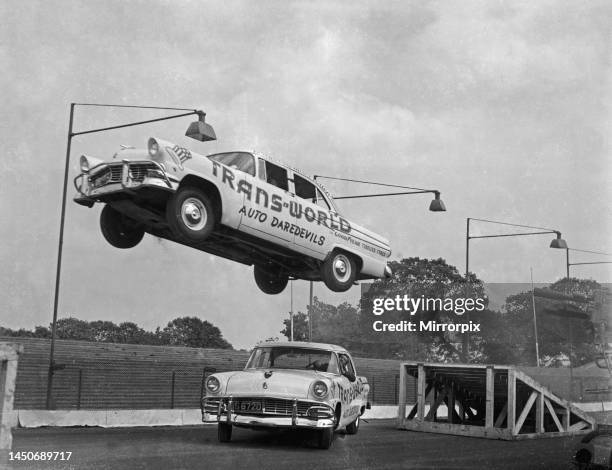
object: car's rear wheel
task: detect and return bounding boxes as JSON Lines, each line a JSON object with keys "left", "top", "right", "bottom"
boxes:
{"left": 317, "top": 428, "right": 334, "bottom": 449}
{"left": 346, "top": 415, "right": 359, "bottom": 435}
{"left": 218, "top": 423, "right": 232, "bottom": 443}
{"left": 320, "top": 252, "right": 357, "bottom": 292}
{"left": 99, "top": 205, "right": 145, "bottom": 249}
{"left": 254, "top": 266, "right": 289, "bottom": 295}
{"left": 166, "top": 187, "right": 215, "bottom": 243}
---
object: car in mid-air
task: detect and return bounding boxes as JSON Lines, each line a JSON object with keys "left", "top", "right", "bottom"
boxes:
{"left": 74, "top": 134, "right": 392, "bottom": 294}
{"left": 200, "top": 341, "right": 370, "bottom": 449}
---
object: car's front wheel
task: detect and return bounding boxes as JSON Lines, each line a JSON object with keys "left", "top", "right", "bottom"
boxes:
{"left": 317, "top": 428, "right": 334, "bottom": 449}
{"left": 320, "top": 252, "right": 357, "bottom": 292}
{"left": 166, "top": 187, "right": 216, "bottom": 243}
{"left": 99, "top": 205, "right": 145, "bottom": 249}
{"left": 346, "top": 415, "right": 359, "bottom": 435}
{"left": 254, "top": 266, "right": 289, "bottom": 295}
{"left": 218, "top": 423, "right": 232, "bottom": 443}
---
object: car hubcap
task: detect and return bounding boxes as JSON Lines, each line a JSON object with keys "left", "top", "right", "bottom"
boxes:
{"left": 333, "top": 255, "right": 351, "bottom": 283}
{"left": 181, "top": 198, "right": 207, "bottom": 231}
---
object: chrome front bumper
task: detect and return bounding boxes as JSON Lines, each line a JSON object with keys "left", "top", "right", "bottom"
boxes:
{"left": 73, "top": 160, "right": 177, "bottom": 204}
{"left": 202, "top": 396, "right": 335, "bottom": 429}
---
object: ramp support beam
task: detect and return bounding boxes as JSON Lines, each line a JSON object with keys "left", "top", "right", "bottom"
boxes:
{"left": 397, "top": 362, "right": 596, "bottom": 440}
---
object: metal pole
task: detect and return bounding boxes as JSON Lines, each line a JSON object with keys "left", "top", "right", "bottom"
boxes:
{"left": 463, "top": 218, "right": 470, "bottom": 362}
{"left": 290, "top": 280, "right": 294, "bottom": 341}
{"left": 530, "top": 268, "right": 540, "bottom": 367}
{"left": 47, "top": 103, "right": 75, "bottom": 410}
{"left": 308, "top": 280, "right": 313, "bottom": 341}
{"left": 566, "top": 248, "right": 570, "bottom": 279}
{"left": 465, "top": 218, "right": 470, "bottom": 279}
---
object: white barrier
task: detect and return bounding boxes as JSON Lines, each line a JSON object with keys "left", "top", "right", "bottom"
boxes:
{"left": 17, "top": 406, "right": 398, "bottom": 428}
{"left": 0, "top": 343, "right": 23, "bottom": 449}
{"left": 14, "top": 402, "right": 610, "bottom": 428}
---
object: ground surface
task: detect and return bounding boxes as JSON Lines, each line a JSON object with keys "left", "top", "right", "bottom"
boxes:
{"left": 4, "top": 420, "right": 580, "bottom": 470}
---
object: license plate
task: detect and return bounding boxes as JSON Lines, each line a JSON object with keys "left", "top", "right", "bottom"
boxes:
{"left": 239, "top": 401, "right": 262, "bottom": 412}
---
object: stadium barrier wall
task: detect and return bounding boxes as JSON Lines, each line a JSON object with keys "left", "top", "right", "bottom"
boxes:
{"left": 1, "top": 338, "right": 608, "bottom": 428}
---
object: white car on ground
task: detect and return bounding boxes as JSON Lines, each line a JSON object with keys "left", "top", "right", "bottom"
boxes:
{"left": 200, "top": 341, "right": 371, "bottom": 449}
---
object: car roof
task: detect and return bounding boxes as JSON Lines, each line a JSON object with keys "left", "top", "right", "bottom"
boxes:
{"left": 255, "top": 341, "right": 348, "bottom": 353}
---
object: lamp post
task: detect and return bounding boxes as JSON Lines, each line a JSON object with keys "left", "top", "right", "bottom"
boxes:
{"left": 47, "top": 103, "right": 215, "bottom": 409}
{"left": 565, "top": 248, "right": 612, "bottom": 279}
{"left": 463, "top": 217, "right": 567, "bottom": 361}
{"left": 305, "top": 175, "right": 446, "bottom": 341}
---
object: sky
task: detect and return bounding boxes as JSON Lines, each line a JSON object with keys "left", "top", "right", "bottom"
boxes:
{"left": 1, "top": 0, "right": 611, "bottom": 350}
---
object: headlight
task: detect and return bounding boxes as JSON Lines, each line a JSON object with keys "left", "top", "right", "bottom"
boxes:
{"left": 313, "top": 381, "right": 328, "bottom": 399}
{"left": 148, "top": 138, "right": 160, "bottom": 157}
{"left": 80, "top": 155, "right": 103, "bottom": 173}
{"left": 205, "top": 376, "right": 221, "bottom": 394}
{"left": 80, "top": 155, "right": 90, "bottom": 172}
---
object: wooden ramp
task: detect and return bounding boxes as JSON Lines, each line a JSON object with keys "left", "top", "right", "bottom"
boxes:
{"left": 397, "top": 362, "right": 596, "bottom": 440}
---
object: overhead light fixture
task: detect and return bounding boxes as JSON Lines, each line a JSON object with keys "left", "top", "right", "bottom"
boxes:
{"left": 185, "top": 111, "right": 216, "bottom": 142}
{"left": 550, "top": 232, "right": 568, "bottom": 249}
{"left": 429, "top": 192, "right": 446, "bottom": 212}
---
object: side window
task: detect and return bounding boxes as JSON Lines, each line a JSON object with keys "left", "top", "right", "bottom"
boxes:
{"left": 294, "top": 174, "right": 316, "bottom": 201}
{"left": 208, "top": 152, "right": 255, "bottom": 176}
{"left": 265, "top": 161, "right": 289, "bottom": 191}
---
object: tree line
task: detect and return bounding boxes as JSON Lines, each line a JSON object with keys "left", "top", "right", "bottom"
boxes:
{"left": 0, "top": 316, "right": 233, "bottom": 350}
{"left": 281, "top": 257, "right": 607, "bottom": 367}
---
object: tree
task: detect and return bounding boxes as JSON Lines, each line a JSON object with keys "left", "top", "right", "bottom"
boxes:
{"left": 359, "top": 257, "right": 487, "bottom": 361}
{"left": 55, "top": 317, "right": 94, "bottom": 340}
{"left": 1, "top": 316, "right": 234, "bottom": 350}
{"left": 281, "top": 299, "right": 362, "bottom": 347}
{"left": 484, "top": 278, "right": 604, "bottom": 366}
{"left": 162, "top": 316, "right": 232, "bottom": 349}
{"left": 280, "top": 258, "right": 492, "bottom": 362}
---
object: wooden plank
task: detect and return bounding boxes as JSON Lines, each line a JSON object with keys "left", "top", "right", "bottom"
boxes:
{"left": 416, "top": 363, "right": 425, "bottom": 421}
{"left": 425, "top": 385, "right": 448, "bottom": 421}
{"left": 536, "top": 392, "right": 544, "bottom": 434}
{"left": 406, "top": 404, "right": 418, "bottom": 420}
{"left": 494, "top": 402, "right": 507, "bottom": 428}
{"left": 514, "top": 370, "right": 568, "bottom": 408}
{"left": 507, "top": 369, "right": 516, "bottom": 435}
{"left": 515, "top": 391, "right": 537, "bottom": 434}
{"left": 399, "top": 361, "right": 511, "bottom": 371}
{"left": 562, "top": 407, "right": 570, "bottom": 431}
{"left": 544, "top": 398, "right": 563, "bottom": 432}
{"left": 569, "top": 421, "right": 590, "bottom": 432}
{"left": 398, "top": 364, "right": 407, "bottom": 424}
{"left": 448, "top": 384, "right": 456, "bottom": 424}
{"left": 485, "top": 366, "right": 494, "bottom": 428}
{"left": 398, "top": 419, "right": 512, "bottom": 440}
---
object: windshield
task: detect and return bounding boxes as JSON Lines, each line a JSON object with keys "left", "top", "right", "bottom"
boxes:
{"left": 246, "top": 347, "right": 339, "bottom": 373}
{"left": 207, "top": 152, "right": 256, "bottom": 176}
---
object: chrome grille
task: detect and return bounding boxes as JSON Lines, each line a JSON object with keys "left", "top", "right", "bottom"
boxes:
{"left": 89, "top": 162, "right": 160, "bottom": 188}
{"left": 232, "top": 397, "right": 313, "bottom": 417}
{"left": 128, "top": 163, "right": 158, "bottom": 182}
{"left": 90, "top": 165, "right": 122, "bottom": 188}
{"left": 203, "top": 397, "right": 222, "bottom": 413}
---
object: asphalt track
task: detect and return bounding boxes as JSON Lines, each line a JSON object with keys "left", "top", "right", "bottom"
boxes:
{"left": 6, "top": 419, "right": 579, "bottom": 470}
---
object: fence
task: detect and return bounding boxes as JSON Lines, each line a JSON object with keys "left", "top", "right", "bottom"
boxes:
{"left": 2, "top": 337, "right": 410, "bottom": 410}
{"left": 5, "top": 337, "right": 604, "bottom": 412}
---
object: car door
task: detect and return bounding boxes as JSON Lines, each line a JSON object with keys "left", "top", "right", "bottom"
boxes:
{"left": 289, "top": 173, "right": 337, "bottom": 259}
{"left": 336, "top": 352, "right": 362, "bottom": 427}
{"left": 237, "top": 158, "right": 296, "bottom": 250}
